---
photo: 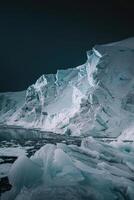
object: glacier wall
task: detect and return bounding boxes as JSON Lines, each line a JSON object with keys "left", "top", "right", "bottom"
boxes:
{"left": 0, "top": 38, "right": 134, "bottom": 139}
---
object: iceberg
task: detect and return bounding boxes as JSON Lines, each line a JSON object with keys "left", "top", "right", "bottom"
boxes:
{"left": 0, "top": 37, "right": 134, "bottom": 140}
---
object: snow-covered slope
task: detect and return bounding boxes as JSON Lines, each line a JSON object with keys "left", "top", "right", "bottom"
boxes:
{"left": 0, "top": 37, "right": 134, "bottom": 139}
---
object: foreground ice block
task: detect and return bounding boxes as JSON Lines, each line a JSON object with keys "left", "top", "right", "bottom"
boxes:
{"left": 2, "top": 137, "right": 134, "bottom": 200}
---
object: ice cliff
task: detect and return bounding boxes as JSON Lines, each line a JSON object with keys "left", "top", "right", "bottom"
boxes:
{"left": 0, "top": 37, "right": 134, "bottom": 139}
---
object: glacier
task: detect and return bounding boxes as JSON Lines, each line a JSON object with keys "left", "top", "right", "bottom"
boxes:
{"left": 0, "top": 37, "right": 134, "bottom": 140}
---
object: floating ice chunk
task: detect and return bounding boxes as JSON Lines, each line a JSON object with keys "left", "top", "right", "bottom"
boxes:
{"left": 9, "top": 156, "right": 43, "bottom": 188}
{"left": 53, "top": 148, "right": 84, "bottom": 184}
{"left": 2, "top": 156, "right": 43, "bottom": 200}
{"left": 31, "top": 144, "right": 56, "bottom": 185}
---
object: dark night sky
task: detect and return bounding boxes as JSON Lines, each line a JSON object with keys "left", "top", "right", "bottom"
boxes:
{"left": 0, "top": 0, "right": 134, "bottom": 92}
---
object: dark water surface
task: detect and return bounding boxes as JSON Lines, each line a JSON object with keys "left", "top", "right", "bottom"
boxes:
{"left": 0, "top": 125, "right": 82, "bottom": 157}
